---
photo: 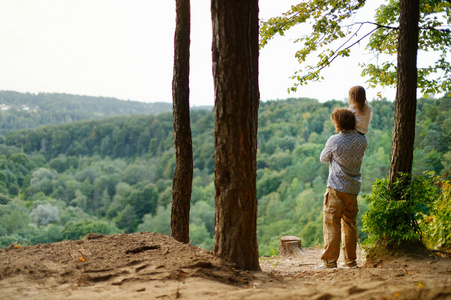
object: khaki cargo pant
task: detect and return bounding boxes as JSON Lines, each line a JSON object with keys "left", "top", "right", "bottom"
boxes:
{"left": 321, "top": 187, "right": 359, "bottom": 268}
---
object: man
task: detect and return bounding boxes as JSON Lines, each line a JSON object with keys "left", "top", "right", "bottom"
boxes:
{"left": 319, "top": 108, "right": 367, "bottom": 269}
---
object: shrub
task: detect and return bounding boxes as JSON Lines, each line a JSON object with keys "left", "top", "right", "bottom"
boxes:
{"left": 362, "top": 172, "right": 436, "bottom": 251}
{"left": 62, "top": 220, "right": 120, "bottom": 241}
{"left": 418, "top": 172, "right": 451, "bottom": 250}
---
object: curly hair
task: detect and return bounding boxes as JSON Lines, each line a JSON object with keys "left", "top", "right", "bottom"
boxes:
{"left": 348, "top": 86, "right": 367, "bottom": 112}
{"left": 331, "top": 108, "right": 356, "bottom": 132}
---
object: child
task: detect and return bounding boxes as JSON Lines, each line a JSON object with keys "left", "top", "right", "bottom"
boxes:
{"left": 348, "top": 86, "right": 373, "bottom": 135}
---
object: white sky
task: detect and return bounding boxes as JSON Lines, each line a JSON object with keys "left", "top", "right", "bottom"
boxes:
{"left": 0, "top": 1, "right": 401, "bottom": 107}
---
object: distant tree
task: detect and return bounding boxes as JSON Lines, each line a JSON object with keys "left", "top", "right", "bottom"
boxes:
{"left": 30, "top": 203, "right": 59, "bottom": 226}
{"left": 62, "top": 219, "right": 120, "bottom": 241}
{"left": 49, "top": 155, "right": 67, "bottom": 173}
{"left": 114, "top": 204, "right": 137, "bottom": 233}
{"left": 121, "top": 165, "right": 150, "bottom": 186}
{"left": 211, "top": 0, "right": 260, "bottom": 270}
{"left": 29, "top": 168, "right": 56, "bottom": 196}
{"left": 0, "top": 202, "right": 30, "bottom": 235}
{"left": 171, "top": 0, "right": 193, "bottom": 244}
{"left": 30, "top": 223, "right": 63, "bottom": 245}
{"left": 130, "top": 183, "right": 159, "bottom": 220}
{"left": 189, "top": 223, "right": 213, "bottom": 250}
{"left": 71, "top": 190, "right": 88, "bottom": 211}
{"left": 138, "top": 205, "right": 171, "bottom": 235}
{"left": 190, "top": 200, "right": 215, "bottom": 236}
{"left": 0, "top": 193, "right": 11, "bottom": 205}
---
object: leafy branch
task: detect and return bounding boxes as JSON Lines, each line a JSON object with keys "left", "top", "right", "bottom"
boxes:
{"left": 260, "top": 0, "right": 451, "bottom": 96}
{"left": 303, "top": 23, "right": 380, "bottom": 74}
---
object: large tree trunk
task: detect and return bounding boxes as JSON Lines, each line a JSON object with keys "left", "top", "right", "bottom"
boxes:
{"left": 171, "top": 0, "right": 192, "bottom": 244}
{"left": 388, "top": 0, "right": 420, "bottom": 186}
{"left": 211, "top": 0, "right": 260, "bottom": 270}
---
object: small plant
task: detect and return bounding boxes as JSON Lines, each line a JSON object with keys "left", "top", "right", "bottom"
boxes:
{"left": 362, "top": 172, "right": 437, "bottom": 253}
{"left": 418, "top": 171, "right": 451, "bottom": 250}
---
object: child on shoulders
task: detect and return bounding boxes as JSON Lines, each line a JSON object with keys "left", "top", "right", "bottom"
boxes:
{"left": 348, "top": 85, "right": 373, "bottom": 135}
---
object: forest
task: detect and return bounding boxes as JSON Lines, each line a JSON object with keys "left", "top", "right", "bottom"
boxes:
{"left": 0, "top": 91, "right": 173, "bottom": 136}
{"left": 0, "top": 92, "right": 450, "bottom": 255}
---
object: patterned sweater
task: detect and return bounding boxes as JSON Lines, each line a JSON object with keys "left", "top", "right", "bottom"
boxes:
{"left": 320, "top": 130, "right": 367, "bottom": 194}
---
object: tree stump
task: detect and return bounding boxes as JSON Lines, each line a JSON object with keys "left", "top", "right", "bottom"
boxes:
{"left": 278, "top": 235, "right": 303, "bottom": 257}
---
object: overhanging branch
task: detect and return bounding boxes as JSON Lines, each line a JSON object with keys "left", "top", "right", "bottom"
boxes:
{"left": 306, "top": 25, "right": 380, "bottom": 73}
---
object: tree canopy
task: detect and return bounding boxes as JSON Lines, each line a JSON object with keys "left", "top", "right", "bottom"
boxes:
{"left": 259, "top": 0, "right": 451, "bottom": 97}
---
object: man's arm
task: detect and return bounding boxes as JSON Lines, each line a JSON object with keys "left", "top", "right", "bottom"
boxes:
{"left": 320, "top": 138, "right": 333, "bottom": 164}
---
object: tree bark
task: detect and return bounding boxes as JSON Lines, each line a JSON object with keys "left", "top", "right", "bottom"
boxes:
{"left": 388, "top": 0, "right": 420, "bottom": 186}
{"left": 211, "top": 0, "right": 260, "bottom": 270}
{"left": 171, "top": 0, "right": 192, "bottom": 244}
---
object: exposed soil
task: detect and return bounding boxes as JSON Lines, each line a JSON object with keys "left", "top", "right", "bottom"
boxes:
{"left": 1, "top": 232, "right": 450, "bottom": 299}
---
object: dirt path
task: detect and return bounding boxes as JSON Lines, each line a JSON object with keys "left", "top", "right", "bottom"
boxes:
{"left": 1, "top": 232, "right": 450, "bottom": 299}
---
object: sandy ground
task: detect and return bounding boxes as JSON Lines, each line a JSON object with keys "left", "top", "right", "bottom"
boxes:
{"left": 1, "top": 232, "right": 450, "bottom": 300}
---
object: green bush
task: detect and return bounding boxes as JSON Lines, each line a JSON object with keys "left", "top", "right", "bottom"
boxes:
{"left": 418, "top": 172, "right": 451, "bottom": 250}
{"left": 62, "top": 220, "right": 120, "bottom": 241}
{"left": 0, "top": 235, "right": 22, "bottom": 248}
{"left": 362, "top": 172, "right": 436, "bottom": 250}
